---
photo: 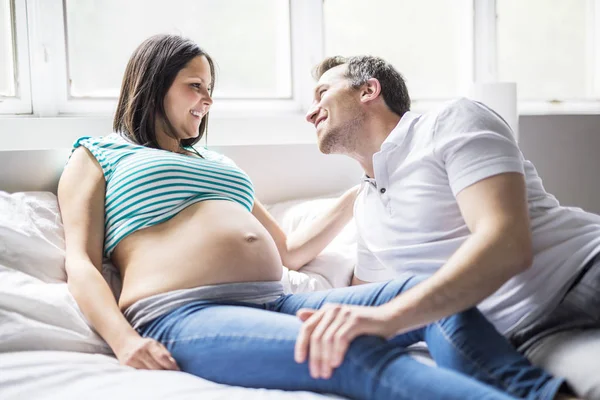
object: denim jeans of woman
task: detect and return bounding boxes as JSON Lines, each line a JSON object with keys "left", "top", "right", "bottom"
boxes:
{"left": 138, "top": 276, "right": 565, "bottom": 400}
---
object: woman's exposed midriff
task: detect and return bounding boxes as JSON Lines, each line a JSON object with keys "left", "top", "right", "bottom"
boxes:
{"left": 114, "top": 199, "right": 284, "bottom": 311}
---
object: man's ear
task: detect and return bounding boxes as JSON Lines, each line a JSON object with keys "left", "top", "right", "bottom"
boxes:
{"left": 360, "top": 78, "right": 382, "bottom": 104}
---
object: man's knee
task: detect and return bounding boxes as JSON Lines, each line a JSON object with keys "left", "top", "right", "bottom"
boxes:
{"left": 388, "top": 274, "right": 428, "bottom": 294}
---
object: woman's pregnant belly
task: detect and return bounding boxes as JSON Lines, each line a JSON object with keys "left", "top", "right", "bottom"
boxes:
{"left": 114, "top": 200, "right": 284, "bottom": 311}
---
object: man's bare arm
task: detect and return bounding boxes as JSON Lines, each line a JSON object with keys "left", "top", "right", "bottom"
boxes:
{"left": 380, "top": 172, "right": 532, "bottom": 335}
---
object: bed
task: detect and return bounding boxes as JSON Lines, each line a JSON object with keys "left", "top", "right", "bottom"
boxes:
{"left": 0, "top": 147, "right": 430, "bottom": 400}
{"left": 0, "top": 186, "right": 362, "bottom": 399}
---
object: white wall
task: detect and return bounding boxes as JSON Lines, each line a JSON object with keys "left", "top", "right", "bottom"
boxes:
{"left": 1, "top": 115, "right": 599, "bottom": 212}
{"left": 220, "top": 144, "right": 361, "bottom": 203}
{"left": 0, "top": 116, "right": 362, "bottom": 204}
{"left": 519, "top": 115, "right": 600, "bottom": 214}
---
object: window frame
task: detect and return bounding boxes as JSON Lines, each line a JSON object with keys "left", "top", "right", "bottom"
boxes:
{"left": 0, "top": 0, "right": 32, "bottom": 114}
{"left": 3, "top": 0, "right": 600, "bottom": 119}
{"left": 477, "top": 0, "right": 600, "bottom": 115}
{"left": 31, "top": 0, "right": 315, "bottom": 117}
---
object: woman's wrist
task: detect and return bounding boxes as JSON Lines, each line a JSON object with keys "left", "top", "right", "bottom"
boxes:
{"left": 110, "top": 330, "right": 143, "bottom": 363}
{"left": 104, "top": 323, "right": 141, "bottom": 354}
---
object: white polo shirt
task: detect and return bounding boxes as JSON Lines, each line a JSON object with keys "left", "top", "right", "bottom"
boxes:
{"left": 354, "top": 97, "right": 600, "bottom": 335}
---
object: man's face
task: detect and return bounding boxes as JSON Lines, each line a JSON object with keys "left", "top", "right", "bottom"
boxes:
{"left": 305, "top": 65, "right": 364, "bottom": 154}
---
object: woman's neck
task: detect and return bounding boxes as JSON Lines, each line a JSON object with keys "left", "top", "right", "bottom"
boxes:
{"left": 155, "top": 131, "right": 181, "bottom": 154}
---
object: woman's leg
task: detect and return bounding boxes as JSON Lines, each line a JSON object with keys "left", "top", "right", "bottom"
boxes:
{"left": 269, "top": 276, "right": 565, "bottom": 400}
{"left": 139, "top": 301, "right": 517, "bottom": 400}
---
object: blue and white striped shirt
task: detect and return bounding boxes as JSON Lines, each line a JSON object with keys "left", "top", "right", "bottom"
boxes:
{"left": 71, "top": 133, "right": 255, "bottom": 258}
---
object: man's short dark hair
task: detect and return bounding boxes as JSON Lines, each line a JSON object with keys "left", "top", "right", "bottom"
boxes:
{"left": 313, "top": 55, "right": 411, "bottom": 117}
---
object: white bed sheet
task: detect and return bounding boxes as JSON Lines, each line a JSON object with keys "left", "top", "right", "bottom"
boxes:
{"left": 0, "top": 351, "right": 343, "bottom": 400}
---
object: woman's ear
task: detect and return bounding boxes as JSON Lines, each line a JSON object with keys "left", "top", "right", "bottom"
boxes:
{"left": 360, "top": 78, "right": 382, "bottom": 104}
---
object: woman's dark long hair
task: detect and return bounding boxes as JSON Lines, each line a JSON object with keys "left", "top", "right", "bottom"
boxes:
{"left": 113, "top": 34, "right": 215, "bottom": 149}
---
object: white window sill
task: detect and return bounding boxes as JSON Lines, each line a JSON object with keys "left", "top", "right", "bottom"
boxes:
{"left": 517, "top": 101, "right": 600, "bottom": 115}
{"left": 411, "top": 100, "right": 600, "bottom": 115}
{"left": 2, "top": 99, "right": 600, "bottom": 151}
{"left": 0, "top": 113, "right": 317, "bottom": 151}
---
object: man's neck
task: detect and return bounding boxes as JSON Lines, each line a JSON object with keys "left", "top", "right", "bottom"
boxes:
{"left": 350, "top": 110, "right": 402, "bottom": 178}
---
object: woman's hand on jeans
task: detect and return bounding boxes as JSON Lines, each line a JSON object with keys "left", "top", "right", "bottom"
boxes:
{"left": 115, "top": 334, "right": 180, "bottom": 371}
{"left": 294, "top": 303, "right": 396, "bottom": 379}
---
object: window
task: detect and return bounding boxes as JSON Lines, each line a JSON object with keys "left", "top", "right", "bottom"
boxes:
{"left": 1, "top": 0, "right": 599, "bottom": 118}
{"left": 0, "top": 0, "right": 30, "bottom": 114}
{"left": 497, "top": 0, "right": 592, "bottom": 101}
{"left": 64, "top": 0, "right": 292, "bottom": 100}
{"left": 323, "top": 0, "right": 470, "bottom": 100}
{"left": 0, "top": 0, "right": 16, "bottom": 97}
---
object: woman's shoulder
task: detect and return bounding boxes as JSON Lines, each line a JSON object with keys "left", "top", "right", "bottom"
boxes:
{"left": 74, "top": 132, "right": 130, "bottom": 145}
{"left": 72, "top": 134, "right": 148, "bottom": 157}
{"left": 68, "top": 133, "right": 143, "bottom": 178}
{"left": 194, "top": 146, "right": 237, "bottom": 167}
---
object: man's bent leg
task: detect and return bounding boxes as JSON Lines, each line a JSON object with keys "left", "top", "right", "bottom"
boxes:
{"left": 271, "top": 276, "right": 565, "bottom": 400}
{"left": 139, "top": 301, "right": 517, "bottom": 400}
{"left": 512, "top": 254, "right": 600, "bottom": 398}
{"left": 524, "top": 329, "right": 600, "bottom": 400}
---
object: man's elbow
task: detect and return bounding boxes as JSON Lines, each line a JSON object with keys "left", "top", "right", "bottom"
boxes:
{"left": 491, "top": 221, "right": 534, "bottom": 275}
{"left": 510, "top": 239, "right": 534, "bottom": 274}
{"left": 516, "top": 247, "right": 534, "bottom": 272}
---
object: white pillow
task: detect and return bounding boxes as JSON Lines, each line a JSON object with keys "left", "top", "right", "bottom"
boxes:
{"left": 0, "top": 191, "right": 356, "bottom": 355}
{"left": 0, "top": 266, "right": 112, "bottom": 354}
{"left": 0, "top": 191, "right": 66, "bottom": 283}
{"left": 0, "top": 191, "right": 121, "bottom": 296}
{"left": 267, "top": 196, "right": 356, "bottom": 291}
{"left": 0, "top": 191, "right": 114, "bottom": 354}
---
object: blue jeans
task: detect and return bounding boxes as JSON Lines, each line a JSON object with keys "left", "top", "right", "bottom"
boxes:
{"left": 510, "top": 253, "right": 600, "bottom": 399}
{"left": 512, "top": 252, "right": 600, "bottom": 352}
{"left": 138, "top": 276, "right": 565, "bottom": 400}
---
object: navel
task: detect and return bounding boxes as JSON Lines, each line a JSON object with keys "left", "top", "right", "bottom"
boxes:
{"left": 244, "top": 233, "right": 259, "bottom": 243}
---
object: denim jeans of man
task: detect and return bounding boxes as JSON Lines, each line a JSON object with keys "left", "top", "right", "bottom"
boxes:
{"left": 511, "top": 253, "right": 600, "bottom": 400}
{"left": 139, "top": 276, "right": 565, "bottom": 400}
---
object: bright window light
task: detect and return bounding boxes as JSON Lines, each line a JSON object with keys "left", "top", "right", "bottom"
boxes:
{"left": 64, "top": 0, "right": 292, "bottom": 99}
{"left": 323, "top": 0, "right": 466, "bottom": 100}
{"left": 497, "top": 0, "right": 590, "bottom": 101}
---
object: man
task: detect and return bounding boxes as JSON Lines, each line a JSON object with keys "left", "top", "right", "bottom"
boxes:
{"left": 295, "top": 55, "right": 600, "bottom": 399}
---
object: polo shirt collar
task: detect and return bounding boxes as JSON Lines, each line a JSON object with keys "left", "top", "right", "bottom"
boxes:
{"left": 380, "top": 111, "right": 420, "bottom": 152}
{"left": 362, "top": 111, "right": 421, "bottom": 180}
{"left": 362, "top": 111, "right": 420, "bottom": 181}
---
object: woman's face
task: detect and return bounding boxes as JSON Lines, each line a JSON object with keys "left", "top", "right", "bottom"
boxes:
{"left": 159, "top": 55, "right": 213, "bottom": 145}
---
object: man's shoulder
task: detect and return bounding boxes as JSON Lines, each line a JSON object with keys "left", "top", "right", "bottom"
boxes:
{"left": 428, "top": 97, "right": 513, "bottom": 140}
{"left": 426, "top": 97, "right": 484, "bottom": 120}
{"left": 410, "top": 98, "right": 479, "bottom": 135}
{"left": 398, "top": 98, "right": 482, "bottom": 148}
